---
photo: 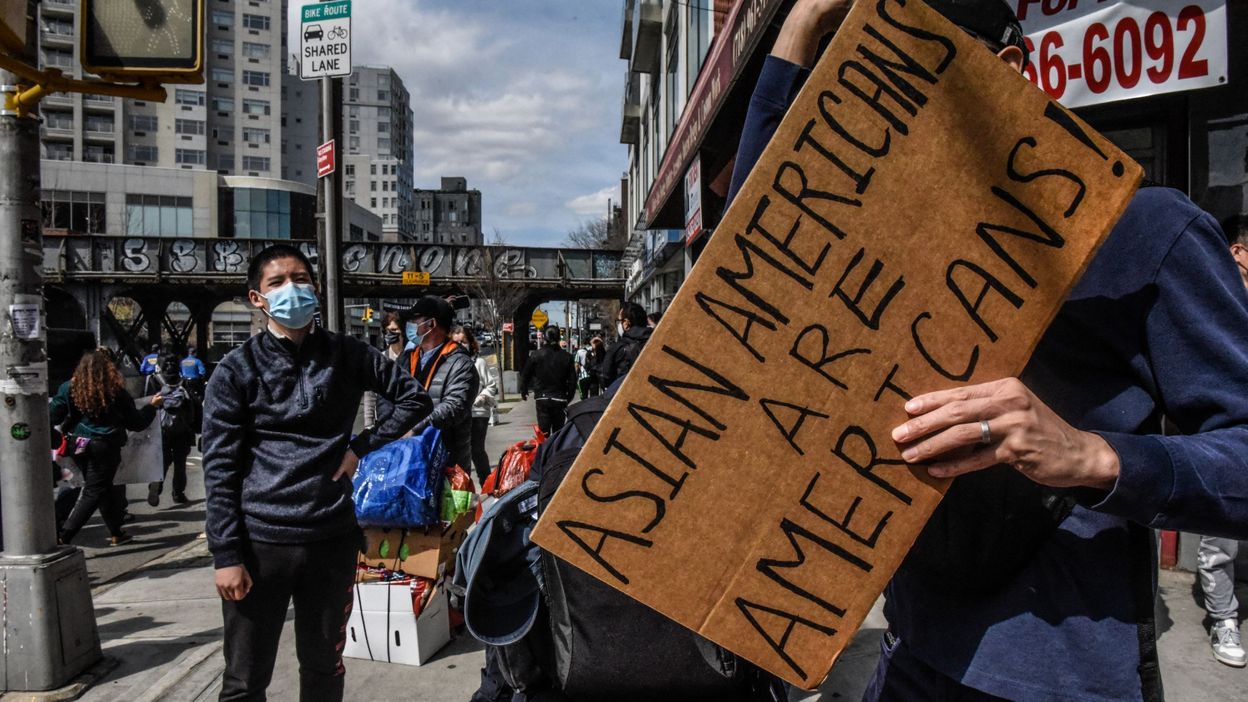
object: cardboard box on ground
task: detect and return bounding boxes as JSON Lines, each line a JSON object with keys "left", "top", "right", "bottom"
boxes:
{"left": 358, "top": 511, "right": 475, "bottom": 579}
{"left": 345, "top": 511, "right": 473, "bottom": 665}
{"left": 532, "top": 0, "right": 1141, "bottom": 691}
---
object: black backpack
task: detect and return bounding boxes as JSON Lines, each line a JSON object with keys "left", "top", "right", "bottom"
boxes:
{"left": 491, "top": 395, "right": 784, "bottom": 702}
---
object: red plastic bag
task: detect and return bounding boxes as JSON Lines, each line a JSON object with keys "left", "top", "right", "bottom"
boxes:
{"left": 494, "top": 425, "right": 546, "bottom": 496}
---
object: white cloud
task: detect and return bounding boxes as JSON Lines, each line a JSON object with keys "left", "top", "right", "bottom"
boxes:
{"left": 289, "top": 1, "right": 628, "bottom": 246}
{"left": 565, "top": 185, "right": 616, "bottom": 217}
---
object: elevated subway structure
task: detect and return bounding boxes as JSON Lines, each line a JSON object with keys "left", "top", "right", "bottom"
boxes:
{"left": 41, "top": 234, "right": 624, "bottom": 374}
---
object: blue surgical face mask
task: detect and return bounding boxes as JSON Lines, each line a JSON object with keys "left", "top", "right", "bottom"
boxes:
{"left": 406, "top": 319, "right": 432, "bottom": 346}
{"left": 262, "top": 281, "right": 319, "bottom": 330}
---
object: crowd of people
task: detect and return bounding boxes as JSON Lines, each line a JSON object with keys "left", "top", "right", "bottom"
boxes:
{"left": 41, "top": 1, "right": 1248, "bottom": 699}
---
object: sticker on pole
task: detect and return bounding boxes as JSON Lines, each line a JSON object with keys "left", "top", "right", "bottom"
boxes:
{"left": 300, "top": 0, "right": 351, "bottom": 80}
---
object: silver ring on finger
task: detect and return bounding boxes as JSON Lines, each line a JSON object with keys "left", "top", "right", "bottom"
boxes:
{"left": 978, "top": 419, "right": 992, "bottom": 446}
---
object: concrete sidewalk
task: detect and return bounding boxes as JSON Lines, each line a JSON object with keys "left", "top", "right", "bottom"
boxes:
{"left": 74, "top": 397, "right": 542, "bottom": 702}
{"left": 66, "top": 395, "right": 1248, "bottom": 701}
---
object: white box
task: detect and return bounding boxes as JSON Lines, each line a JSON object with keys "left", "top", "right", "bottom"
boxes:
{"left": 344, "top": 581, "right": 450, "bottom": 666}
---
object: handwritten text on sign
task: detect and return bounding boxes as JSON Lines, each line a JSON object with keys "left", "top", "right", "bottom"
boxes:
{"left": 1015, "top": 0, "right": 1228, "bottom": 108}
{"left": 533, "top": 0, "right": 1141, "bottom": 690}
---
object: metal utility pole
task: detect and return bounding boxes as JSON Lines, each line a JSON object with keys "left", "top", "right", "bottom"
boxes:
{"left": 0, "top": 8, "right": 100, "bottom": 691}
{"left": 318, "top": 75, "right": 343, "bottom": 332}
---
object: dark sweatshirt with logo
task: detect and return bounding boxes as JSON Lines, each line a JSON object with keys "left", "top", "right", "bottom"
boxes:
{"left": 202, "top": 328, "right": 431, "bottom": 568}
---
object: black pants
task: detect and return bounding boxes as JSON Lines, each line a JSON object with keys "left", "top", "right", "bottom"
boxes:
{"left": 60, "top": 438, "right": 126, "bottom": 542}
{"left": 150, "top": 433, "right": 193, "bottom": 497}
{"left": 219, "top": 530, "right": 360, "bottom": 702}
{"left": 578, "top": 377, "right": 597, "bottom": 400}
{"left": 535, "top": 399, "right": 568, "bottom": 437}
{"left": 471, "top": 416, "right": 491, "bottom": 486}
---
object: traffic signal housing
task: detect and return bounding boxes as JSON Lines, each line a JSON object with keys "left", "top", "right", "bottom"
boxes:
{"left": 80, "top": 0, "right": 204, "bottom": 83}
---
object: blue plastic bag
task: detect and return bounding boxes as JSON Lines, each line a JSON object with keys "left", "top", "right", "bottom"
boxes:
{"left": 352, "top": 426, "right": 448, "bottom": 528}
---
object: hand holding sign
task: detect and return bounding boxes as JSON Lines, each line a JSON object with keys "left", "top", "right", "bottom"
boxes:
{"left": 891, "top": 377, "right": 1120, "bottom": 490}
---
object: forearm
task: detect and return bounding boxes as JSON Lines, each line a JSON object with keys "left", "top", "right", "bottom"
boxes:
{"left": 1092, "top": 429, "right": 1248, "bottom": 539}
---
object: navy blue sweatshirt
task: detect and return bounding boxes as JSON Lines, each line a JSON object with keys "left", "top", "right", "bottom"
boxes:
{"left": 734, "top": 56, "right": 1248, "bottom": 701}
{"left": 202, "top": 328, "right": 432, "bottom": 568}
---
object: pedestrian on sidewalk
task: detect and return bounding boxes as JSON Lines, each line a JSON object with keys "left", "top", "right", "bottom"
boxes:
{"left": 599, "top": 302, "right": 650, "bottom": 387}
{"left": 453, "top": 325, "right": 498, "bottom": 485}
{"left": 51, "top": 349, "right": 162, "bottom": 546}
{"left": 362, "top": 311, "right": 405, "bottom": 429}
{"left": 1198, "top": 213, "right": 1248, "bottom": 669}
{"left": 202, "top": 244, "right": 431, "bottom": 702}
{"left": 732, "top": 2, "right": 1248, "bottom": 700}
{"left": 386, "top": 296, "right": 478, "bottom": 473}
{"left": 145, "top": 354, "right": 200, "bottom": 507}
{"left": 180, "top": 345, "right": 207, "bottom": 395}
{"left": 519, "top": 326, "right": 577, "bottom": 435}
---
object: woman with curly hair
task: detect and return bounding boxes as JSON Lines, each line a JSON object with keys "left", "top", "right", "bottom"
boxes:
{"left": 50, "top": 349, "right": 162, "bottom": 546}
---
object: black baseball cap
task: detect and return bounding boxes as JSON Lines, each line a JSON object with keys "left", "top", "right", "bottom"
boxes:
{"left": 405, "top": 295, "right": 454, "bottom": 329}
{"left": 926, "top": 0, "right": 1029, "bottom": 67}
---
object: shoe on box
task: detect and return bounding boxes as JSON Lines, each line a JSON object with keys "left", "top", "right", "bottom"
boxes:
{"left": 1212, "top": 619, "right": 1247, "bottom": 668}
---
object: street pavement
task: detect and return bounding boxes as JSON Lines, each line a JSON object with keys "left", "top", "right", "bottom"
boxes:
{"left": 30, "top": 395, "right": 1248, "bottom": 701}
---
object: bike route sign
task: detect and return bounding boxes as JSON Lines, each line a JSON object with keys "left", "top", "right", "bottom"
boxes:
{"left": 300, "top": 1, "right": 351, "bottom": 80}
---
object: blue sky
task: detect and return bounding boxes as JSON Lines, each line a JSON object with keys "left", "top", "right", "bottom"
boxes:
{"left": 289, "top": 0, "right": 628, "bottom": 247}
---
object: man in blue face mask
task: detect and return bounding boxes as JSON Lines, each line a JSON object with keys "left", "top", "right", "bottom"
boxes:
{"left": 201, "top": 244, "right": 432, "bottom": 702}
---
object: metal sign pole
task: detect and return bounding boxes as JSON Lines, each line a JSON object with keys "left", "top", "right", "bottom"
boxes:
{"left": 320, "top": 73, "right": 341, "bottom": 332}
{"left": 0, "top": 7, "right": 101, "bottom": 690}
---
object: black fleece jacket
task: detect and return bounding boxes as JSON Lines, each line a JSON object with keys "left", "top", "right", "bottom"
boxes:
{"left": 202, "top": 328, "right": 431, "bottom": 568}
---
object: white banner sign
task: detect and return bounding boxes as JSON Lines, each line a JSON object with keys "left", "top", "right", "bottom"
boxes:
{"left": 1014, "top": 0, "right": 1228, "bottom": 109}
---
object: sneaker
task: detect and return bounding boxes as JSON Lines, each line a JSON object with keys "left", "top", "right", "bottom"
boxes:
{"left": 108, "top": 533, "right": 133, "bottom": 547}
{"left": 171, "top": 493, "right": 189, "bottom": 505}
{"left": 147, "top": 484, "right": 161, "bottom": 507}
{"left": 1212, "top": 619, "right": 1247, "bottom": 668}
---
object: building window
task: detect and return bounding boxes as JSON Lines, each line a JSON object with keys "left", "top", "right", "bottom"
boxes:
{"left": 242, "top": 42, "right": 270, "bottom": 60}
{"left": 345, "top": 164, "right": 355, "bottom": 177}
{"left": 377, "top": 122, "right": 389, "bottom": 134}
{"left": 666, "top": 29, "right": 681, "bottom": 142}
{"left": 212, "top": 10, "right": 233, "bottom": 27}
{"left": 378, "top": 90, "right": 389, "bottom": 102}
{"left": 84, "top": 144, "right": 114, "bottom": 163}
{"left": 233, "top": 188, "right": 291, "bottom": 238}
{"left": 370, "top": 164, "right": 377, "bottom": 175}
{"left": 130, "top": 114, "right": 158, "bottom": 132}
{"left": 176, "top": 119, "right": 206, "bottom": 135}
{"left": 211, "top": 38, "right": 233, "bottom": 55}
{"left": 175, "top": 89, "right": 205, "bottom": 106}
{"left": 242, "top": 14, "right": 270, "bottom": 31}
{"left": 686, "top": 3, "right": 711, "bottom": 96}
{"left": 130, "top": 145, "right": 158, "bottom": 162}
{"left": 213, "top": 97, "right": 235, "bottom": 114}
{"left": 42, "top": 48, "right": 72, "bottom": 68}
{"left": 378, "top": 137, "right": 390, "bottom": 152}
{"left": 44, "top": 142, "right": 72, "bottom": 161}
{"left": 242, "top": 71, "right": 270, "bottom": 87}
{"left": 175, "top": 149, "right": 206, "bottom": 165}
{"left": 242, "top": 128, "right": 270, "bottom": 145}
{"left": 44, "top": 110, "right": 73, "bottom": 130}
{"left": 217, "top": 153, "right": 234, "bottom": 172}
{"left": 242, "top": 156, "right": 271, "bottom": 172}
{"left": 82, "top": 114, "right": 113, "bottom": 133}
{"left": 126, "top": 194, "right": 193, "bottom": 238}
{"left": 211, "top": 67, "right": 233, "bottom": 83}
{"left": 349, "top": 119, "right": 359, "bottom": 133}
{"left": 348, "top": 136, "right": 359, "bottom": 151}
{"left": 41, "top": 191, "right": 105, "bottom": 234}
{"left": 378, "top": 106, "right": 391, "bottom": 119}
{"left": 243, "top": 99, "right": 271, "bottom": 116}
{"left": 349, "top": 87, "right": 359, "bottom": 100}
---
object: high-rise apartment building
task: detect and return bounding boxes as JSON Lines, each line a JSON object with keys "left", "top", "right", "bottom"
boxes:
{"left": 341, "top": 66, "right": 414, "bottom": 240}
{"left": 36, "top": 0, "right": 304, "bottom": 180}
{"left": 413, "top": 177, "right": 483, "bottom": 245}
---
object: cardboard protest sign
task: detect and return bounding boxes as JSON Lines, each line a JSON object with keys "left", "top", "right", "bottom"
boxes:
{"left": 532, "top": 0, "right": 1141, "bottom": 690}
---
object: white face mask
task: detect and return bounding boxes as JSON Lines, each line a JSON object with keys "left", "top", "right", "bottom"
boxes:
{"left": 617, "top": 322, "right": 625, "bottom": 337}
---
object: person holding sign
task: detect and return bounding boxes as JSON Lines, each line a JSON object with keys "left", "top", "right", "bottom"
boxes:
{"left": 202, "top": 245, "right": 431, "bottom": 702}
{"left": 731, "top": 1, "right": 1248, "bottom": 700}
